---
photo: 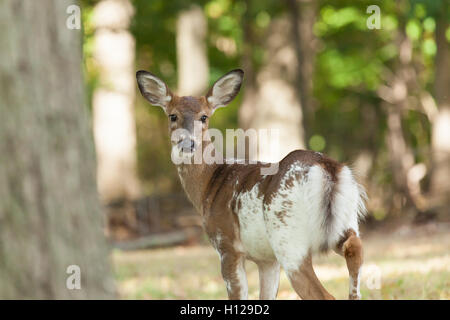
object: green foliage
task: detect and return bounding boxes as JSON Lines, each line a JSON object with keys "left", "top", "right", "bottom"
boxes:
{"left": 81, "top": 0, "right": 447, "bottom": 214}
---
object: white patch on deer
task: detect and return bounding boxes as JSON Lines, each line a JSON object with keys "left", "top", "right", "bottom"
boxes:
{"left": 263, "top": 163, "right": 326, "bottom": 273}
{"left": 258, "top": 262, "right": 280, "bottom": 300}
{"left": 233, "top": 238, "right": 245, "bottom": 254}
{"left": 177, "top": 166, "right": 184, "bottom": 183}
{"left": 234, "top": 183, "right": 276, "bottom": 262}
{"left": 225, "top": 280, "right": 232, "bottom": 293}
{"left": 236, "top": 260, "right": 248, "bottom": 299}
{"left": 326, "top": 166, "right": 366, "bottom": 248}
{"left": 210, "top": 230, "right": 224, "bottom": 260}
{"left": 349, "top": 266, "right": 362, "bottom": 299}
{"left": 177, "top": 166, "right": 191, "bottom": 195}
{"left": 212, "top": 230, "right": 222, "bottom": 248}
{"left": 263, "top": 162, "right": 367, "bottom": 273}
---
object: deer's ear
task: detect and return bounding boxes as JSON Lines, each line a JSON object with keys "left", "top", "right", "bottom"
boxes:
{"left": 206, "top": 69, "right": 244, "bottom": 111}
{"left": 136, "top": 70, "right": 172, "bottom": 111}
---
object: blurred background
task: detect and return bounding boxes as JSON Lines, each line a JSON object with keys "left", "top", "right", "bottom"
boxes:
{"left": 82, "top": 0, "right": 449, "bottom": 299}
{"left": 82, "top": 0, "right": 450, "bottom": 237}
{"left": 0, "top": 0, "right": 448, "bottom": 299}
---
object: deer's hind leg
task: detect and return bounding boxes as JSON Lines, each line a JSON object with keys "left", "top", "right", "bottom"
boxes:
{"left": 286, "top": 255, "right": 335, "bottom": 300}
{"left": 263, "top": 209, "right": 334, "bottom": 299}
{"left": 256, "top": 261, "right": 280, "bottom": 300}
{"left": 335, "top": 229, "right": 363, "bottom": 300}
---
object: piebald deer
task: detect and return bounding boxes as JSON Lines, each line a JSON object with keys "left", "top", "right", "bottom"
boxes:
{"left": 136, "top": 69, "right": 367, "bottom": 300}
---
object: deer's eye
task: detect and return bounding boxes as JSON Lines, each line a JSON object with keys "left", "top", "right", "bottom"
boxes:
{"left": 169, "top": 114, "right": 177, "bottom": 122}
{"left": 200, "top": 115, "right": 208, "bottom": 123}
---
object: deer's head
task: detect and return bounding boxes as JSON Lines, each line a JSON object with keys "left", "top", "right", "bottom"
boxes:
{"left": 136, "top": 69, "right": 243, "bottom": 157}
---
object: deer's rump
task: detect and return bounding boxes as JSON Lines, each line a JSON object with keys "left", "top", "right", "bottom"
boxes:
{"left": 234, "top": 150, "right": 367, "bottom": 268}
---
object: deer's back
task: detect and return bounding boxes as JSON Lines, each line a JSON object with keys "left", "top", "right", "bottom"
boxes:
{"left": 202, "top": 150, "right": 345, "bottom": 262}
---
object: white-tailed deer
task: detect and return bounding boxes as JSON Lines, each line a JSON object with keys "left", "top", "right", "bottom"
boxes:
{"left": 136, "top": 69, "right": 367, "bottom": 300}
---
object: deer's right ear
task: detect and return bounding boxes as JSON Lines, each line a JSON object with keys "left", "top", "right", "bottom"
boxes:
{"left": 136, "top": 70, "right": 172, "bottom": 111}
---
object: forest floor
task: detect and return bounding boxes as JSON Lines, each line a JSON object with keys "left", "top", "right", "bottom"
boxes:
{"left": 112, "top": 221, "right": 450, "bottom": 300}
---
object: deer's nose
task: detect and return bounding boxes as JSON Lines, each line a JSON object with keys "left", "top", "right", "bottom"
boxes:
{"left": 178, "top": 139, "right": 196, "bottom": 153}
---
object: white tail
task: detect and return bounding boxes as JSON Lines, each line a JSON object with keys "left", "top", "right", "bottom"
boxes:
{"left": 136, "top": 69, "right": 368, "bottom": 300}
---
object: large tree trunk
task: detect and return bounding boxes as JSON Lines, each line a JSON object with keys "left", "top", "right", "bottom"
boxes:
{"left": 92, "top": 0, "right": 141, "bottom": 204}
{"left": 0, "top": 0, "right": 115, "bottom": 299}
{"left": 240, "top": 12, "right": 306, "bottom": 162}
{"left": 176, "top": 5, "right": 208, "bottom": 96}
{"left": 430, "top": 1, "right": 450, "bottom": 213}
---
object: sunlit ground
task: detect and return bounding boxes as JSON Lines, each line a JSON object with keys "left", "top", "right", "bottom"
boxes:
{"left": 113, "top": 222, "right": 450, "bottom": 300}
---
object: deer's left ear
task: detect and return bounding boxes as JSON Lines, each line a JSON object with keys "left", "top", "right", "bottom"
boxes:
{"left": 206, "top": 69, "right": 244, "bottom": 112}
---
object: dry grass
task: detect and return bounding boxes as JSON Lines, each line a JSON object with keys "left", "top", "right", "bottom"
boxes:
{"left": 112, "top": 222, "right": 450, "bottom": 300}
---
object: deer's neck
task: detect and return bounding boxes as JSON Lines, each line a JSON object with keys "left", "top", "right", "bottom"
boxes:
{"left": 175, "top": 140, "right": 220, "bottom": 214}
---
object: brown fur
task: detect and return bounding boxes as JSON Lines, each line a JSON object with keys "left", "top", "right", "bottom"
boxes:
{"left": 182, "top": 149, "right": 346, "bottom": 300}
{"left": 335, "top": 229, "right": 363, "bottom": 300}
{"left": 288, "top": 255, "right": 335, "bottom": 300}
{"left": 136, "top": 70, "right": 364, "bottom": 300}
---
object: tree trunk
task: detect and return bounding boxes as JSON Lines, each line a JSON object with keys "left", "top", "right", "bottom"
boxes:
{"left": 378, "top": 4, "right": 421, "bottom": 215}
{"left": 430, "top": 1, "right": 450, "bottom": 212}
{"left": 92, "top": 0, "right": 141, "bottom": 204}
{"left": 240, "top": 13, "right": 306, "bottom": 162}
{"left": 0, "top": 0, "right": 115, "bottom": 298}
{"left": 176, "top": 5, "right": 209, "bottom": 96}
{"left": 287, "top": 0, "right": 317, "bottom": 140}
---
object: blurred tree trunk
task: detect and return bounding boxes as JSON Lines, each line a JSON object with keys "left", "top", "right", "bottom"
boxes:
{"left": 378, "top": 7, "right": 419, "bottom": 215}
{"left": 240, "top": 3, "right": 306, "bottom": 162}
{"left": 0, "top": 0, "right": 114, "bottom": 298}
{"left": 430, "top": 1, "right": 450, "bottom": 213}
{"left": 287, "top": 0, "right": 317, "bottom": 140}
{"left": 92, "top": 0, "right": 141, "bottom": 205}
{"left": 176, "top": 5, "right": 208, "bottom": 96}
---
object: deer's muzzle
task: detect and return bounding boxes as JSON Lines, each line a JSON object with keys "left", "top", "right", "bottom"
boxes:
{"left": 178, "top": 138, "right": 196, "bottom": 153}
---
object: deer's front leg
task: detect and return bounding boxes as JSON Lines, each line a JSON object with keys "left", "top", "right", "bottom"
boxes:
{"left": 219, "top": 251, "right": 248, "bottom": 300}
